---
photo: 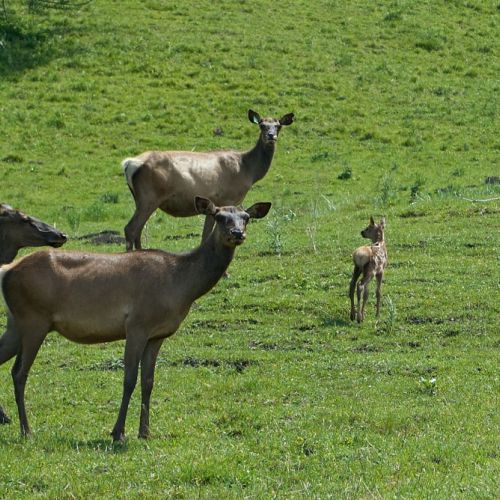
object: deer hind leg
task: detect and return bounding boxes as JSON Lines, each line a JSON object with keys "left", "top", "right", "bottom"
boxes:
{"left": 349, "top": 266, "right": 362, "bottom": 321}
{"left": 0, "top": 319, "right": 21, "bottom": 424}
{"left": 138, "top": 337, "right": 164, "bottom": 439}
{"left": 124, "top": 200, "right": 159, "bottom": 252}
{"left": 375, "top": 272, "right": 383, "bottom": 318}
{"left": 11, "top": 320, "right": 49, "bottom": 437}
{"left": 357, "top": 267, "right": 373, "bottom": 323}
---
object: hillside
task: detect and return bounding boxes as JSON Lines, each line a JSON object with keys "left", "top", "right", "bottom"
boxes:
{"left": 0, "top": 1, "right": 498, "bottom": 497}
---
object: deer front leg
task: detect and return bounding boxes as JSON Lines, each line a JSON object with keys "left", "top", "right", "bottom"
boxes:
{"left": 0, "top": 323, "right": 22, "bottom": 424}
{"left": 111, "top": 332, "right": 148, "bottom": 442}
{"left": 375, "top": 272, "right": 383, "bottom": 318}
{"left": 11, "top": 323, "right": 48, "bottom": 437}
{"left": 138, "top": 338, "right": 164, "bottom": 439}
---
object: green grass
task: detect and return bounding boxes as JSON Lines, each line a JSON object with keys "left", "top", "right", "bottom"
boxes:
{"left": 0, "top": 0, "right": 499, "bottom": 497}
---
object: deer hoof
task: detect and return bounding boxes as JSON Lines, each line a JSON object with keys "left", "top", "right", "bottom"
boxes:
{"left": 138, "top": 423, "right": 150, "bottom": 439}
{"left": 111, "top": 430, "right": 127, "bottom": 443}
{"left": 0, "top": 408, "right": 11, "bottom": 425}
{"left": 0, "top": 416, "right": 11, "bottom": 425}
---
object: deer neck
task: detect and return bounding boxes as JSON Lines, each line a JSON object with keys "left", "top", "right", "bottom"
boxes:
{"left": 370, "top": 230, "right": 385, "bottom": 245}
{"left": 241, "top": 137, "right": 276, "bottom": 183}
{"left": 180, "top": 235, "right": 235, "bottom": 303}
{"left": 371, "top": 234, "right": 386, "bottom": 256}
{"left": 0, "top": 247, "right": 17, "bottom": 266}
{"left": 0, "top": 230, "right": 18, "bottom": 265}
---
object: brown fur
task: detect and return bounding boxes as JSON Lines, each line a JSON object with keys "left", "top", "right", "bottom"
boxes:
{"left": 122, "top": 109, "right": 293, "bottom": 251}
{"left": 0, "top": 197, "right": 271, "bottom": 441}
{"left": 0, "top": 204, "right": 67, "bottom": 265}
{"left": 349, "top": 217, "right": 387, "bottom": 323}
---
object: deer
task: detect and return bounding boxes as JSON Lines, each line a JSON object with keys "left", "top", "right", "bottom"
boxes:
{"left": 0, "top": 197, "right": 271, "bottom": 441}
{"left": 0, "top": 203, "right": 67, "bottom": 265}
{"left": 349, "top": 217, "right": 387, "bottom": 323}
{"left": 122, "top": 109, "right": 294, "bottom": 251}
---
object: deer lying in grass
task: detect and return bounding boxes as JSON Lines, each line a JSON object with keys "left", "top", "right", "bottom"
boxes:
{"left": 0, "top": 204, "right": 67, "bottom": 265}
{"left": 349, "top": 217, "right": 387, "bottom": 323}
{"left": 0, "top": 197, "right": 271, "bottom": 441}
{"left": 122, "top": 109, "right": 293, "bottom": 251}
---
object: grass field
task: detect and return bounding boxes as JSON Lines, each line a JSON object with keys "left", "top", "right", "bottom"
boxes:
{"left": 0, "top": 0, "right": 498, "bottom": 497}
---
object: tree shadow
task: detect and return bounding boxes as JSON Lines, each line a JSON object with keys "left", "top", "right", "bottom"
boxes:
{"left": 0, "top": 15, "right": 86, "bottom": 78}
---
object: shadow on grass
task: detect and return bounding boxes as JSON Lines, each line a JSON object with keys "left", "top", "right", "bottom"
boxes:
{"left": 69, "top": 437, "right": 130, "bottom": 453}
{"left": 321, "top": 316, "right": 351, "bottom": 328}
{"left": 0, "top": 16, "right": 86, "bottom": 78}
{"left": 0, "top": 431, "right": 143, "bottom": 453}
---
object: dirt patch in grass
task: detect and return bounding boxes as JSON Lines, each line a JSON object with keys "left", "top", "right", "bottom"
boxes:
{"left": 187, "top": 318, "right": 259, "bottom": 332}
{"left": 351, "top": 344, "right": 384, "bottom": 353}
{"left": 164, "top": 232, "right": 199, "bottom": 241}
{"left": 407, "top": 316, "right": 463, "bottom": 325}
{"left": 86, "top": 358, "right": 124, "bottom": 371}
{"left": 249, "top": 340, "right": 279, "bottom": 351}
{"left": 396, "top": 240, "right": 428, "bottom": 249}
{"left": 399, "top": 210, "right": 427, "bottom": 218}
{"left": 484, "top": 176, "right": 500, "bottom": 184}
{"left": 248, "top": 273, "right": 282, "bottom": 284}
{"left": 77, "top": 230, "right": 125, "bottom": 245}
{"left": 407, "top": 316, "right": 445, "bottom": 325}
{"left": 170, "top": 357, "right": 256, "bottom": 373}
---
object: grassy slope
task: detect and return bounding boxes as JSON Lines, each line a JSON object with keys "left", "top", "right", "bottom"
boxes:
{"left": 0, "top": 0, "right": 498, "bottom": 497}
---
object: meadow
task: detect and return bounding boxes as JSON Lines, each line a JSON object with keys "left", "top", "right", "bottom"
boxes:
{"left": 0, "top": 0, "right": 498, "bottom": 497}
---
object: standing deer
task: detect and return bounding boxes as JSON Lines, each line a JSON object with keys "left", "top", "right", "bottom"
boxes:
{"left": 349, "top": 217, "right": 387, "bottom": 323}
{"left": 122, "top": 109, "right": 293, "bottom": 251}
{"left": 0, "top": 197, "right": 271, "bottom": 441}
{"left": 0, "top": 204, "right": 67, "bottom": 265}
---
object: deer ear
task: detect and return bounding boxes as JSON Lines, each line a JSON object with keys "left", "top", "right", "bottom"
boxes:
{"left": 380, "top": 217, "right": 386, "bottom": 227}
{"left": 279, "top": 113, "right": 294, "bottom": 126}
{"left": 246, "top": 202, "right": 272, "bottom": 219}
{"left": 248, "top": 109, "right": 261, "bottom": 125}
{"left": 194, "top": 196, "right": 217, "bottom": 216}
{"left": 370, "top": 216, "right": 375, "bottom": 225}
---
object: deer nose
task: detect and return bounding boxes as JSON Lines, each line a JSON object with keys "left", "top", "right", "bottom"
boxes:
{"left": 267, "top": 132, "right": 277, "bottom": 141}
{"left": 230, "top": 228, "right": 245, "bottom": 240}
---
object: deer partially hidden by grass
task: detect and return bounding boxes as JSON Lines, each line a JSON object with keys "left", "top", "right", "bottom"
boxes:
{"left": 122, "top": 109, "right": 293, "bottom": 251}
{"left": 0, "top": 204, "right": 67, "bottom": 265}
{"left": 0, "top": 197, "right": 271, "bottom": 442}
{"left": 349, "top": 217, "right": 387, "bottom": 323}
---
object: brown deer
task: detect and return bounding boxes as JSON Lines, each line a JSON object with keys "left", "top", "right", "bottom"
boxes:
{"left": 122, "top": 109, "right": 293, "bottom": 251}
{"left": 0, "top": 203, "right": 67, "bottom": 265}
{"left": 349, "top": 217, "right": 387, "bottom": 323}
{"left": 0, "top": 197, "right": 271, "bottom": 441}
